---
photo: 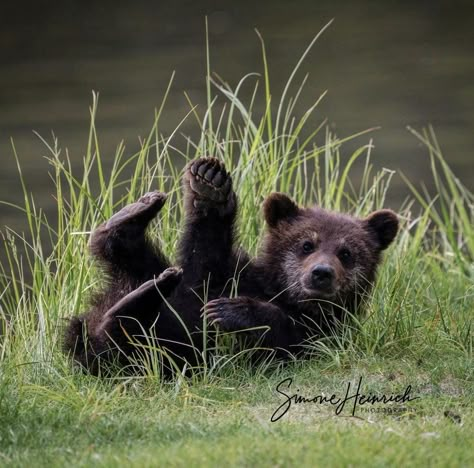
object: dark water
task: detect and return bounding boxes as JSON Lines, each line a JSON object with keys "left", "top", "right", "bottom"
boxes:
{"left": 1, "top": 1, "right": 474, "bottom": 233}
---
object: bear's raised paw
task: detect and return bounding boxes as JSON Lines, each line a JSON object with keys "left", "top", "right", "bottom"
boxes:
{"left": 185, "top": 157, "right": 235, "bottom": 216}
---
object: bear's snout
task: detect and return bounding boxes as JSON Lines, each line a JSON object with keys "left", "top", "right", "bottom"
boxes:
{"left": 311, "top": 264, "right": 335, "bottom": 291}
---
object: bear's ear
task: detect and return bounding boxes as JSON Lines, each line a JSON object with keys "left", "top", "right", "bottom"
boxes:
{"left": 364, "top": 209, "right": 399, "bottom": 250}
{"left": 263, "top": 193, "right": 300, "bottom": 228}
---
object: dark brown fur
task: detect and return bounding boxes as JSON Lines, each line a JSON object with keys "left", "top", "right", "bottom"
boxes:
{"left": 64, "top": 157, "right": 398, "bottom": 375}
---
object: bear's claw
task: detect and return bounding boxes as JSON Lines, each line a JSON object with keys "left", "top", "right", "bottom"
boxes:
{"left": 204, "top": 298, "right": 252, "bottom": 331}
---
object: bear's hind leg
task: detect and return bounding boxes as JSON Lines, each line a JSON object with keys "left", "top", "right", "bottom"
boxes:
{"left": 65, "top": 267, "right": 183, "bottom": 373}
{"left": 90, "top": 191, "right": 170, "bottom": 283}
{"left": 98, "top": 266, "right": 183, "bottom": 336}
{"left": 178, "top": 157, "right": 238, "bottom": 286}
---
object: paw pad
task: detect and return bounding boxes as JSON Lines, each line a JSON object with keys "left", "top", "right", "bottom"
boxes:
{"left": 187, "top": 157, "right": 232, "bottom": 204}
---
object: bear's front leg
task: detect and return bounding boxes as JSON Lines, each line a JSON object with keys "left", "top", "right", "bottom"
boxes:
{"left": 204, "top": 297, "right": 290, "bottom": 349}
{"left": 178, "top": 157, "right": 238, "bottom": 287}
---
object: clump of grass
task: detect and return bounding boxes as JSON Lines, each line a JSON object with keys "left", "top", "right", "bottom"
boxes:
{"left": 0, "top": 24, "right": 473, "bottom": 466}
{"left": 404, "top": 126, "right": 474, "bottom": 276}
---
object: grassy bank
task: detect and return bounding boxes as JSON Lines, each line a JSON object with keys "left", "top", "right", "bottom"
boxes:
{"left": 1, "top": 29, "right": 473, "bottom": 467}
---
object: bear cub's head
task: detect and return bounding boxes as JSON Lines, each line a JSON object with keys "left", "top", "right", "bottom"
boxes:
{"left": 261, "top": 193, "right": 398, "bottom": 307}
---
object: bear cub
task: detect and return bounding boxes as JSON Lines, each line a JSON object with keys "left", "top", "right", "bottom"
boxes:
{"left": 64, "top": 157, "right": 398, "bottom": 374}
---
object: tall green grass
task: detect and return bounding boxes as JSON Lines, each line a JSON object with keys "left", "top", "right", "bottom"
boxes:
{"left": 0, "top": 26, "right": 472, "bottom": 385}
{"left": 0, "top": 25, "right": 473, "bottom": 467}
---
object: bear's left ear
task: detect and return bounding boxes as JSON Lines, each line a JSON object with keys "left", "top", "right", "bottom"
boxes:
{"left": 263, "top": 193, "right": 300, "bottom": 228}
{"left": 364, "top": 209, "right": 399, "bottom": 250}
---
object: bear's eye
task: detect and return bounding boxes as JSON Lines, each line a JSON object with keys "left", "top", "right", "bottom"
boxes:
{"left": 302, "top": 241, "right": 314, "bottom": 254}
{"left": 338, "top": 248, "right": 352, "bottom": 263}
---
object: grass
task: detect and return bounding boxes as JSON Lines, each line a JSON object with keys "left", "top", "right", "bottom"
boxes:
{"left": 0, "top": 25, "right": 473, "bottom": 467}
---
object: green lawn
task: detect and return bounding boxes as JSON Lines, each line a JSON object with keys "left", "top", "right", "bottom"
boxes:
{"left": 1, "top": 356, "right": 472, "bottom": 467}
{"left": 1, "top": 29, "right": 473, "bottom": 467}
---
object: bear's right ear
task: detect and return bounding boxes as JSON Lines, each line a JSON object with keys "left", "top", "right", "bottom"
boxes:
{"left": 263, "top": 193, "right": 300, "bottom": 228}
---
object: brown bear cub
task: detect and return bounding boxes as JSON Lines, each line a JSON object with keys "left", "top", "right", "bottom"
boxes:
{"left": 64, "top": 157, "right": 398, "bottom": 375}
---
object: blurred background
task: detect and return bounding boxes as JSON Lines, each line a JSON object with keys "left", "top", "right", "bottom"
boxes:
{"left": 1, "top": 0, "right": 473, "bottom": 233}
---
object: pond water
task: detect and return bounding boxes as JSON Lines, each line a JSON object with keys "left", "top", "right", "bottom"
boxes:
{"left": 1, "top": 1, "right": 473, "bottom": 234}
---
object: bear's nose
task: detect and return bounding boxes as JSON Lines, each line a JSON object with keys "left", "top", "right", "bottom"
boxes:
{"left": 311, "top": 264, "right": 335, "bottom": 289}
